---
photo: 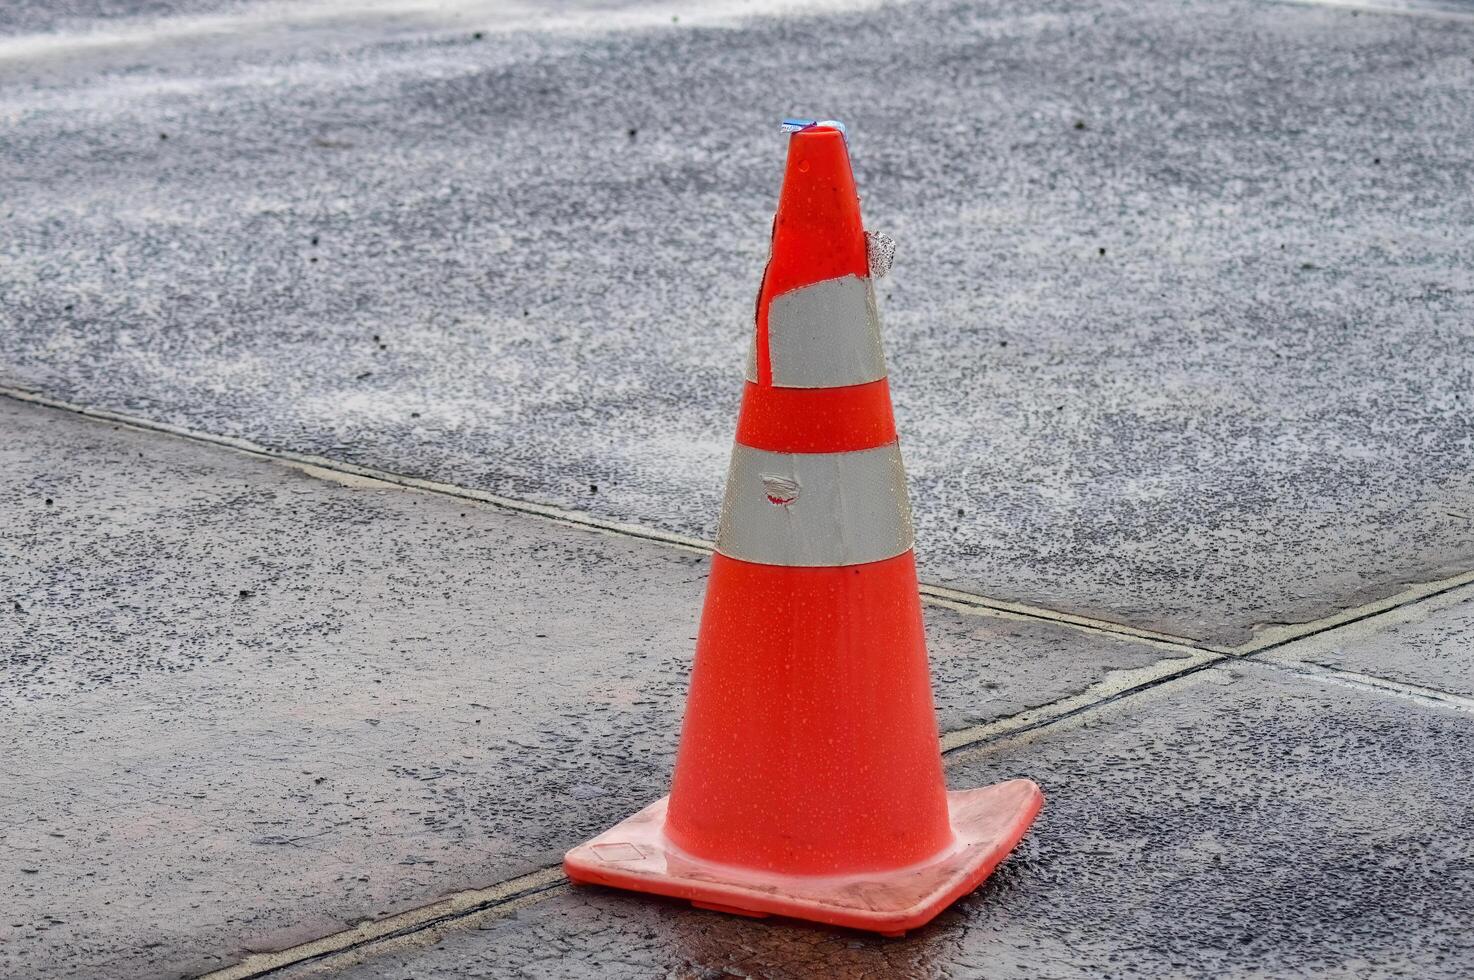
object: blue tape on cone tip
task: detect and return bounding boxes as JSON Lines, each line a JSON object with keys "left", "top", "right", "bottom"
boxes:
{"left": 780, "top": 118, "right": 847, "bottom": 140}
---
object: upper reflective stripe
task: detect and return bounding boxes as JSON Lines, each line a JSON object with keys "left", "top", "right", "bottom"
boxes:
{"left": 744, "top": 274, "right": 887, "bottom": 389}
{"left": 715, "top": 442, "right": 914, "bottom": 567}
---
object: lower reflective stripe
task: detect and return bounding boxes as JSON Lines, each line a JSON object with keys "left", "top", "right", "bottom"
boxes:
{"left": 715, "top": 442, "right": 914, "bottom": 567}
{"left": 744, "top": 274, "right": 886, "bottom": 389}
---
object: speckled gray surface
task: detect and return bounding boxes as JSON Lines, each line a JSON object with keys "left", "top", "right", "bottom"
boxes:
{"left": 0, "top": 397, "right": 1176, "bottom": 979}
{"left": 3, "top": 0, "right": 1472, "bottom": 645}
{"left": 280, "top": 662, "right": 1474, "bottom": 979}
{"left": 0, "top": 0, "right": 239, "bottom": 35}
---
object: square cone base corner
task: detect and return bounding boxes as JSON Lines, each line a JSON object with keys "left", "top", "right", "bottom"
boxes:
{"left": 563, "top": 778, "right": 1043, "bottom": 936}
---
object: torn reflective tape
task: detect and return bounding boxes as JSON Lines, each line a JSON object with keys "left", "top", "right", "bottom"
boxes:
{"left": 715, "top": 442, "right": 914, "bottom": 567}
{"left": 865, "top": 230, "right": 896, "bottom": 279}
{"left": 746, "top": 274, "right": 886, "bottom": 389}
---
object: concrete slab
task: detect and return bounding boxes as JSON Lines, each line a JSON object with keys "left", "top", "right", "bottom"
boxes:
{"left": 282, "top": 661, "right": 1474, "bottom": 979}
{"left": 0, "top": 0, "right": 236, "bottom": 36}
{"left": 1268, "top": 584, "right": 1474, "bottom": 697}
{"left": 0, "top": 397, "right": 1177, "bottom": 979}
{"left": 2, "top": 0, "right": 1471, "bottom": 645}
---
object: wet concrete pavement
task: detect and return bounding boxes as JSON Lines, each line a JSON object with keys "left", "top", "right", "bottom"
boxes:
{"left": 3, "top": 0, "right": 1474, "bottom": 976}
{"left": 276, "top": 663, "right": 1474, "bottom": 979}
{"left": 0, "top": 399, "right": 1185, "bottom": 978}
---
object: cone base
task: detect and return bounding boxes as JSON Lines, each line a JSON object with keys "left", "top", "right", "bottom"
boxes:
{"left": 563, "top": 779, "right": 1043, "bottom": 936}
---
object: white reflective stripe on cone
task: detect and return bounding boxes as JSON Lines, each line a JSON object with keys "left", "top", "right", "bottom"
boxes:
{"left": 715, "top": 442, "right": 914, "bottom": 567}
{"left": 744, "top": 274, "right": 887, "bottom": 389}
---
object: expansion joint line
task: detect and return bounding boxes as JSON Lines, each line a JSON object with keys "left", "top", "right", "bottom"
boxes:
{"left": 197, "top": 868, "right": 566, "bottom": 980}
{"left": 0, "top": 385, "right": 1200, "bottom": 650}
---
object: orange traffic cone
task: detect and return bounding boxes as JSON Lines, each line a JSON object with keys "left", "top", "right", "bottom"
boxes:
{"left": 564, "top": 121, "right": 1043, "bottom": 936}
